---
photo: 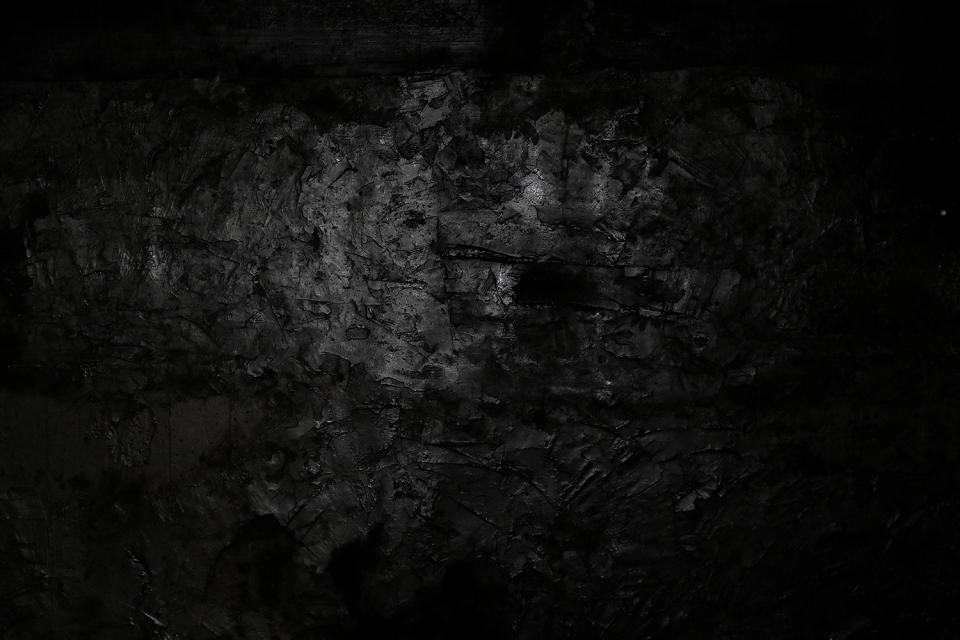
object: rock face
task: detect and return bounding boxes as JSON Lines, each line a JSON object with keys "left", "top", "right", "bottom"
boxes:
{"left": 2, "top": 2, "right": 959, "bottom": 639}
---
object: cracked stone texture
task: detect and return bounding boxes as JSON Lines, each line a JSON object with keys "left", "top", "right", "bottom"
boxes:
{"left": 2, "top": 3, "right": 960, "bottom": 638}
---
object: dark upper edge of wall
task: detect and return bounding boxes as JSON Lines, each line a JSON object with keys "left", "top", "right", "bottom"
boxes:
{"left": 0, "top": 0, "right": 923, "bottom": 81}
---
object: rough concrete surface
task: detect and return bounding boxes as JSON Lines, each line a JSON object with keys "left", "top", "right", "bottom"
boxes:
{"left": 1, "top": 1, "right": 959, "bottom": 638}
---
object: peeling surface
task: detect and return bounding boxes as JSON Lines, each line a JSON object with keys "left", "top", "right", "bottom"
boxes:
{"left": 2, "top": 2, "right": 960, "bottom": 638}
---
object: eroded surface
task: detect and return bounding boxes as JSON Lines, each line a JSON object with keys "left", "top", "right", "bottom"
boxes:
{"left": 1, "top": 24, "right": 959, "bottom": 639}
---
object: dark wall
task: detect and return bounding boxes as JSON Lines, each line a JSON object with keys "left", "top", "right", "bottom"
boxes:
{"left": 1, "top": 2, "right": 959, "bottom": 638}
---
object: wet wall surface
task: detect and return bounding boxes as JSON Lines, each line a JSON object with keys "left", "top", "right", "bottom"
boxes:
{"left": 2, "top": 2, "right": 959, "bottom": 638}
